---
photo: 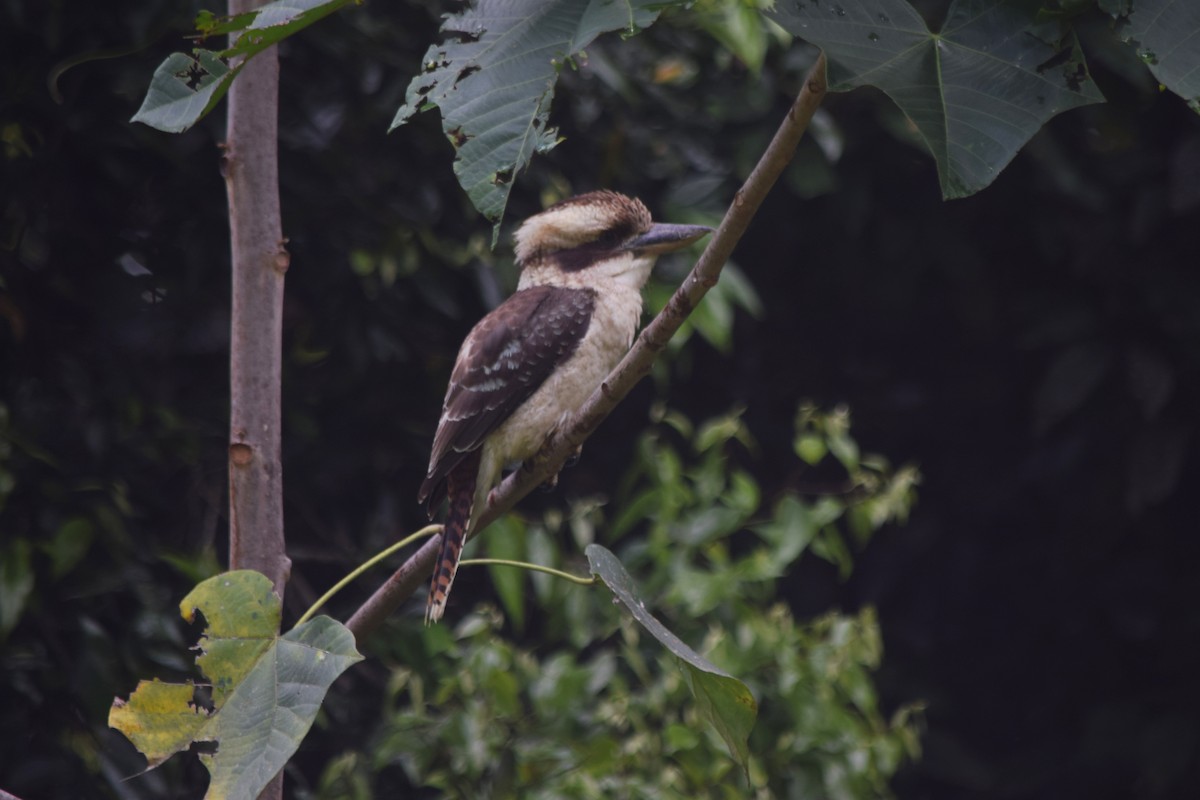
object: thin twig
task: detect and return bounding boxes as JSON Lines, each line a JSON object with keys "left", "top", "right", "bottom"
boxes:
{"left": 345, "top": 53, "right": 828, "bottom": 642}
{"left": 458, "top": 558, "right": 599, "bottom": 586}
{"left": 295, "top": 525, "right": 441, "bottom": 627}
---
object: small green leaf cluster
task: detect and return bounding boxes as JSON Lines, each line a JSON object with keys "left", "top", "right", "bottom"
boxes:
{"left": 321, "top": 604, "right": 916, "bottom": 800}
{"left": 791, "top": 403, "right": 920, "bottom": 577}
{"left": 615, "top": 405, "right": 917, "bottom": 606}
{"left": 315, "top": 406, "right": 920, "bottom": 798}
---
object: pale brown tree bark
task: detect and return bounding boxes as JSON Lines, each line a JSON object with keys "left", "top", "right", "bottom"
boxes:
{"left": 225, "top": 2, "right": 290, "bottom": 595}
{"left": 225, "top": 2, "right": 290, "bottom": 797}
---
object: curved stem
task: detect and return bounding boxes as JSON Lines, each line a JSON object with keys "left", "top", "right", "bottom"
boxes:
{"left": 458, "top": 558, "right": 599, "bottom": 586}
{"left": 295, "top": 524, "right": 442, "bottom": 627}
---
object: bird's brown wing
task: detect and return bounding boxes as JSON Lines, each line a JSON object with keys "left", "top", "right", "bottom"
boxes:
{"left": 418, "top": 284, "right": 597, "bottom": 513}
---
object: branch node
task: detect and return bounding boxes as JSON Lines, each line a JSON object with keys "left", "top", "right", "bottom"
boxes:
{"left": 218, "top": 142, "right": 233, "bottom": 179}
{"left": 230, "top": 442, "right": 253, "bottom": 466}
{"left": 644, "top": 330, "right": 671, "bottom": 352}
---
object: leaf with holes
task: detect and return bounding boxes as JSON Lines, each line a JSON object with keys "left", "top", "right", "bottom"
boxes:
{"left": 391, "top": 0, "right": 668, "bottom": 238}
{"left": 108, "top": 570, "right": 362, "bottom": 800}
{"left": 132, "top": 50, "right": 237, "bottom": 134}
{"left": 132, "top": 0, "right": 353, "bottom": 133}
{"left": 769, "top": 0, "right": 1104, "bottom": 198}
{"left": 586, "top": 544, "right": 758, "bottom": 777}
{"left": 1116, "top": 0, "right": 1200, "bottom": 114}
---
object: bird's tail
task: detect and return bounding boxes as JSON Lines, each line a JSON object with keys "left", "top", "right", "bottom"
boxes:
{"left": 426, "top": 453, "right": 479, "bottom": 624}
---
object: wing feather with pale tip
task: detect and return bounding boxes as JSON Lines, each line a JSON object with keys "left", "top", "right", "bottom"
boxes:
{"left": 418, "top": 284, "right": 597, "bottom": 513}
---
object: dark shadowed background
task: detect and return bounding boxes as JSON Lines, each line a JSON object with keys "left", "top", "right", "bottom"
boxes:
{"left": 2, "top": 1, "right": 1198, "bottom": 798}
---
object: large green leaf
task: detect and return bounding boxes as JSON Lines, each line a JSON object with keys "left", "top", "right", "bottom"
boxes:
{"left": 391, "top": 0, "right": 667, "bottom": 237}
{"left": 585, "top": 544, "right": 758, "bottom": 776}
{"left": 131, "top": 0, "right": 353, "bottom": 133}
{"left": 1119, "top": 0, "right": 1200, "bottom": 113}
{"left": 109, "top": 571, "right": 362, "bottom": 800}
{"left": 768, "top": 0, "right": 1105, "bottom": 198}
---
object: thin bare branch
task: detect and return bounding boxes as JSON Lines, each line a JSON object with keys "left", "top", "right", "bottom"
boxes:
{"left": 346, "top": 53, "right": 829, "bottom": 642}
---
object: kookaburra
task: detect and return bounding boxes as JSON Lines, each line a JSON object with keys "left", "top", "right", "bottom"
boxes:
{"left": 419, "top": 190, "right": 712, "bottom": 623}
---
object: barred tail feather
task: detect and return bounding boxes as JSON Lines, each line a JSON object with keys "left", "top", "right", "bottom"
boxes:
{"left": 426, "top": 452, "right": 479, "bottom": 624}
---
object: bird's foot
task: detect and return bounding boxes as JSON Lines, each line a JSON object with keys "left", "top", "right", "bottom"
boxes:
{"left": 524, "top": 436, "right": 584, "bottom": 493}
{"left": 564, "top": 444, "right": 583, "bottom": 468}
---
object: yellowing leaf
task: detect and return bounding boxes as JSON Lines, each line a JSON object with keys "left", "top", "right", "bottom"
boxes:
{"left": 108, "top": 680, "right": 210, "bottom": 767}
{"left": 109, "top": 570, "right": 362, "bottom": 800}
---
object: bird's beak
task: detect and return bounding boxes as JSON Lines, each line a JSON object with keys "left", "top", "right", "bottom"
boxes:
{"left": 625, "top": 223, "right": 713, "bottom": 255}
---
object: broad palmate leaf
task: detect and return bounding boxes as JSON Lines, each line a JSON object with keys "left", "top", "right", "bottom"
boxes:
{"left": 109, "top": 570, "right": 362, "bottom": 800}
{"left": 392, "top": 0, "right": 668, "bottom": 238}
{"left": 1117, "top": 0, "right": 1200, "bottom": 114}
{"left": 768, "top": 0, "right": 1105, "bottom": 198}
{"left": 586, "top": 544, "right": 758, "bottom": 777}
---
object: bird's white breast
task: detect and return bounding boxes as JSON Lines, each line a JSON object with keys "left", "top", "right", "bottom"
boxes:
{"left": 474, "top": 279, "right": 645, "bottom": 504}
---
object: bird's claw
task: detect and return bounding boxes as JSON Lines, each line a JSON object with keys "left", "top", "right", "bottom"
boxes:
{"left": 564, "top": 445, "right": 583, "bottom": 468}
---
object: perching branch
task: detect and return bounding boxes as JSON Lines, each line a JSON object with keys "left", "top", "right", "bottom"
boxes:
{"left": 346, "top": 53, "right": 828, "bottom": 642}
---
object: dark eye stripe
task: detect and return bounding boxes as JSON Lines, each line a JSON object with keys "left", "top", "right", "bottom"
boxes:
{"left": 552, "top": 241, "right": 619, "bottom": 272}
{"left": 597, "top": 219, "right": 637, "bottom": 246}
{"left": 548, "top": 220, "right": 641, "bottom": 272}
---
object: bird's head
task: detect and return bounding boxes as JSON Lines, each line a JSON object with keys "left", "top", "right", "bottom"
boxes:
{"left": 514, "top": 191, "right": 712, "bottom": 290}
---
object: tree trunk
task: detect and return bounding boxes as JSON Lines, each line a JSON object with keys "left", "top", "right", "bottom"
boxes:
{"left": 225, "top": 2, "right": 290, "bottom": 797}
{"left": 225, "top": 2, "right": 290, "bottom": 594}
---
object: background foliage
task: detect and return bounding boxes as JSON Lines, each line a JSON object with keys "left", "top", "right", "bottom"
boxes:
{"left": 2, "top": 0, "right": 1199, "bottom": 798}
